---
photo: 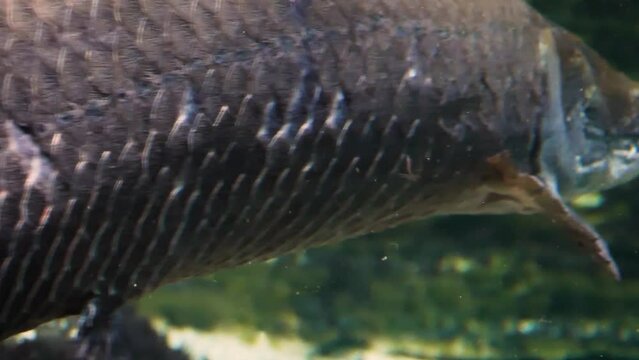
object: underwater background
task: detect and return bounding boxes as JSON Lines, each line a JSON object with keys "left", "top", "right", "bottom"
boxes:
{"left": 131, "top": 1, "right": 639, "bottom": 359}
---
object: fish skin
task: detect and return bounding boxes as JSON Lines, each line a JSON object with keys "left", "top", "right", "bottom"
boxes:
{"left": 0, "top": 0, "right": 635, "bottom": 341}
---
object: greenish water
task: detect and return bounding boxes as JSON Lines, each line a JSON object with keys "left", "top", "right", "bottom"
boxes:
{"left": 138, "top": 1, "right": 639, "bottom": 359}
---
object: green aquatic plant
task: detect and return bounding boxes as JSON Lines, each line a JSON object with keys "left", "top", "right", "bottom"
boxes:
{"left": 138, "top": 212, "right": 639, "bottom": 358}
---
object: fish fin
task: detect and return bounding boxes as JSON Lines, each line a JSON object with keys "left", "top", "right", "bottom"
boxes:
{"left": 486, "top": 152, "right": 621, "bottom": 280}
{"left": 75, "top": 296, "right": 124, "bottom": 359}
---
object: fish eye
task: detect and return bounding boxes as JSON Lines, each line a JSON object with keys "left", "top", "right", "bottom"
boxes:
{"left": 583, "top": 104, "right": 600, "bottom": 122}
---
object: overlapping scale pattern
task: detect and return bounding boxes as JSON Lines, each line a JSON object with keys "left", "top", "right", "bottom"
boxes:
{"left": 0, "top": 0, "right": 548, "bottom": 338}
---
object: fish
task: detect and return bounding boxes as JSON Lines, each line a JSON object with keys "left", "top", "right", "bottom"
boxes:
{"left": 0, "top": 0, "right": 638, "bottom": 348}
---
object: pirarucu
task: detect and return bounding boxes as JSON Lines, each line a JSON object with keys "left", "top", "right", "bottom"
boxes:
{"left": 0, "top": 0, "right": 638, "bottom": 350}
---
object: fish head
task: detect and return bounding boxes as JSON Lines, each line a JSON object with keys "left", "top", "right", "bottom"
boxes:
{"left": 553, "top": 29, "right": 639, "bottom": 195}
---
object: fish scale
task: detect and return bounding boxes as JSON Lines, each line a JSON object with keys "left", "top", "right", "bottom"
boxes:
{"left": 0, "top": 0, "right": 637, "bottom": 345}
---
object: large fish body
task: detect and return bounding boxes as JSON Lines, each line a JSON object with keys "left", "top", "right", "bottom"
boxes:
{"left": 0, "top": 0, "right": 638, "bottom": 340}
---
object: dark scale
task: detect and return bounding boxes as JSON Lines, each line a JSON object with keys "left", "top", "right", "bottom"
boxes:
{"left": 0, "top": 1, "right": 638, "bottom": 357}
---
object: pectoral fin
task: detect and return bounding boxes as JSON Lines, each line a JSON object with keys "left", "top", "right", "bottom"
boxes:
{"left": 486, "top": 153, "right": 621, "bottom": 280}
